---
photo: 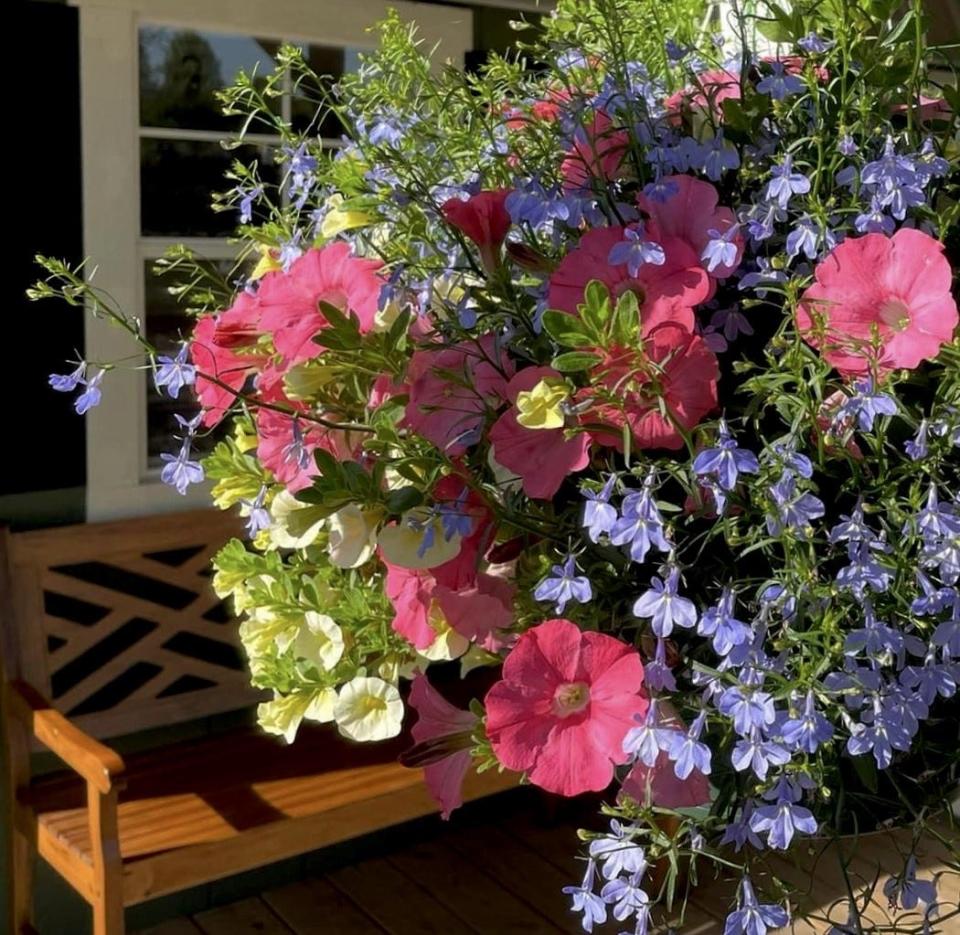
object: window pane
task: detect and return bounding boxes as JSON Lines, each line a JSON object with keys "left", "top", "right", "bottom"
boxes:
{"left": 291, "top": 44, "right": 361, "bottom": 137}
{"left": 141, "top": 139, "right": 276, "bottom": 237}
{"left": 144, "top": 260, "right": 233, "bottom": 468}
{"left": 140, "top": 26, "right": 281, "bottom": 131}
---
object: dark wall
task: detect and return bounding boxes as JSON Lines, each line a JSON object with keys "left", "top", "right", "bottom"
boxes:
{"left": 9, "top": 1, "right": 85, "bottom": 503}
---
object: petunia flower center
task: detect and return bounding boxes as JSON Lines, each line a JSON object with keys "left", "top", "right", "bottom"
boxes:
{"left": 553, "top": 681, "right": 591, "bottom": 716}
{"left": 878, "top": 297, "right": 910, "bottom": 332}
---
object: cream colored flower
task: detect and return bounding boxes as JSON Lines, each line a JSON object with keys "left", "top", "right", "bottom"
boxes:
{"left": 418, "top": 600, "right": 469, "bottom": 661}
{"left": 293, "top": 611, "right": 345, "bottom": 671}
{"left": 319, "top": 194, "right": 373, "bottom": 239}
{"left": 334, "top": 676, "right": 404, "bottom": 741}
{"left": 269, "top": 490, "right": 326, "bottom": 549}
{"left": 258, "top": 687, "right": 336, "bottom": 744}
{"left": 377, "top": 508, "right": 461, "bottom": 569}
{"left": 327, "top": 504, "right": 381, "bottom": 568}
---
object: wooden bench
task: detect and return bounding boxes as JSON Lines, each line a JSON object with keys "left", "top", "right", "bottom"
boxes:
{"left": 0, "top": 510, "right": 516, "bottom": 935}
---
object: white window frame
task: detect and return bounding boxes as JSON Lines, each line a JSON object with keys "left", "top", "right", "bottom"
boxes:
{"left": 75, "top": 0, "right": 473, "bottom": 520}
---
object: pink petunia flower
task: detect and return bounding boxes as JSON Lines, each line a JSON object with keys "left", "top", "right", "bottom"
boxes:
{"left": 489, "top": 366, "right": 591, "bottom": 499}
{"left": 638, "top": 174, "right": 743, "bottom": 281}
{"left": 404, "top": 335, "right": 514, "bottom": 455}
{"left": 485, "top": 618, "right": 647, "bottom": 796}
{"left": 664, "top": 69, "right": 741, "bottom": 124}
{"left": 560, "top": 111, "right": 629, "bottom": 193}
{"left": 405, "top": 674, "right": 478, "bottom": 819}
{"left": 796, "top": 228, "right": 959, "bottom": 376}
{"left": 385, "top": 561, "right": 513, "bottom": 653}
{"left": 257, "top": 243, "right": 382, "bottom": 366}
{"left": 579, "top": 323, "right": 719, "bottom": 452}
{"left": 190, "top": 291, "right": 266, "bottom": 427}
{"left": 548, "top": 227, "right": 710, "bottom": 334}
{"left": 442, "top": 190, "right": 512, "bottom": 274}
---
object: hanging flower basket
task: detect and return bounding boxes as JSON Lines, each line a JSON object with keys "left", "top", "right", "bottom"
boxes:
{"left": 33, "top": 0, "right": 960, "bottom": 930}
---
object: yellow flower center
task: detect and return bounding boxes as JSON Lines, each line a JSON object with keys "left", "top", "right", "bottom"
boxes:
{"left": 553, "top": 681, "right": 590, "bottom": 717}
{"left": 516, "top": 378, "right": 571, "bottom": 430}
{"left": 878, "top": 297, "right": 910, "bottom": 332}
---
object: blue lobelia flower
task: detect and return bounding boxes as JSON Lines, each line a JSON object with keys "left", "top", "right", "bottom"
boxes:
{"left": 608, "top": 223, "right": 666, "bottom": 276}
{"left": 693, "top": 420, "right": 760, "bottom": 492}
{"left": 798, "top": 31, "right": 833, "bottom": 53}
{"left": 765, "top": 154, "right": 811, "bottom": 208}
{"left": 437, "top": 490, "right": 474, "bottom": 541}
{"left": 698, "top": 588, "right": 751, "bottom": 657}
{"left": 846, "top": 698, "right": 912, "bottom": 769}
{"left": 154, "top": 343, "right": 196, "bottom": 400}
{"left": 835, "top": 379, "right": 898, "bottom": 433}
{"left": 723, "top": 877, "right": 790, "bottom": 935}
{"left": 720, "top": 803, "right": 764, "bottom": 853}
{"left": 609, "top": 474, "right": 671, "bottom": 563}
{"left": 854, "top": 196, "right": 896, "bottom": 235}
{"left": 666, "top": 710, "right": 712, "bottom": 779}
{"left": 900, "top": 648, "right": 957, "bottom": 706}
{"left": 756, "top": 61, "right": 805, "bottom": 100}
{"left": 49, "top": 361, "right": 86, "bottom": 392}
{"left": 74, "top": 369, "right": 105, "bottom": 415}
{"left": 717, "top": 686, "right": 777, "bottom": 736}
{"left": 844, "top": 601, "right": 904, "bottom": 660}
{"left": 622, "top": 700, "right": 674, "bottom": 766}
{"left": 781, "top": 691, "right": 833, "bottom": 754}
{"left": 281, "top": 418, "right": 311, "bottom": 471}
{"left": 643, "top": 638, "right": 677, "bottom": 692}
{"left": 883, "top": 856, "right": 938, "bottom": 912}
{"left": 766, "top": 470, "right": 825, "bottom": 539}
{"left": 240, "top": 485, "right": 271, "bottom": 538}
{"left": 633, "top": 567, "right": 697, "bottom": 638}
{"left": 838, "top": 133, "right": 858, "bottom": 156}
{"left": 785, "top": 215, "right": 822, "bottom": 261}
{"left": 160, "top": 438, "right": 204, "bottom": 495}
{"left": 701, "top": 225, "right": 741, "bottom": 272}
{"left": 836, "top": 543, "right": 894, "bottom": 598}
{"left": 904, "top": 419, "right": 930, "bottom": 460}
{"left": 915, "top": 138, "right": 950, "bottom": 186}
{"left": 534, "top": 555, "right": 593, "bottom": 615}
{"left": 582, "top": 475, "right": 618, "bottom": 543}
{"left": 600, "top": 872, "right": 650, "bottom": 924}
{"left": 749, "top": 783, "right": 818, "bottom": 849}
{"left": 236, "top": 183, "right": 262, "bottom": 224}
{"left": 562, "top": 860, "right": 607, "bottom": 933}
{"left": 641, "top": 175, "right": 679, "bottom": 204}
{"left": 738, "top": 258, "right": 787, "bottom": 294}
{"left": 589, "top": 820, "right": 648, "bottom": 880}
{"left": 731, "top": 728, "right": 791, "bottom": 780}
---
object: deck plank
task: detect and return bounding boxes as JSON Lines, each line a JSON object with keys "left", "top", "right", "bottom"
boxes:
{"left": 193, "top": 898, "right": 293, "bottom": 935}
{"left": 388, "top": 837, "right": 566, "bottom": 934}
{"left": 326, "top": 855, "right": 480, "bottom": 935}
{"left": 135, "top": 920, "right": 203, "bottom": 935}
{"left": 446, "top": 824, "right": 584, "bottom": 933}
{"left": 263, "top": 878, "right": 386, "bottom": 935}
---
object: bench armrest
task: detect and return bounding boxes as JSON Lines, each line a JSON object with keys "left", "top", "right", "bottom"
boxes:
{"left": 7, "top": 681, "right": 125, "bottom": 793}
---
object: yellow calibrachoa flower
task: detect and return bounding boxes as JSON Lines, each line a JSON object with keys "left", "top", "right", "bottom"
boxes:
{"left": 258, "top": 688, "right": 336, "bottom": 744}
{"left": 320, "top": 194, "right": 373, "bottom": 240}
{"left": 293, "top": 611, "right": 345, "bottom": 671}
{"left": 249, "top": 244, "right": 282, "bottom": 281}
{"left": 333, "top": 676, "right": 403, "bottom": 741}
{"left": 515, "top": 377, "right": 571, "bottom": 430}
{"left": 327, "top": 503, "right": 382, "bottom": 568}
{"left": 418, "top": 600, "right": 469, "bottom": 661}
{"left": 268, "top": 490, "right": 326, "bottom": 549}
{"left": 377, "top": 508, "right": 462, "bottom": 569}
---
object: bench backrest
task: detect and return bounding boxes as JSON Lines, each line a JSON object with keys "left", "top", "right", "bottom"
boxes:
{"left": 0, "top": 509, "right": 259, "bottom": 740}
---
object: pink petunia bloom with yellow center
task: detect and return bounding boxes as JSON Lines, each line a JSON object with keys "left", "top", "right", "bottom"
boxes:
{"left": 796, "top": 228, "right": 959, "bottom": 376}
{"left": 485, "top": 618, "right": 647, "bottom": 796}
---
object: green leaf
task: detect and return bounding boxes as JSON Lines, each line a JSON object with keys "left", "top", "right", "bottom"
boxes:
{"left": 541, "top": 309, "right": 594, "bottom": 348}
{"left": 385, "top": 486, "right": 423, "bottom": 514}
{"left": 552, "top": 351, "right": 600, "bottom": 372}
{"left": 611, "top": 290, "right": 639, "bottom": 345}
{"left": 316, "top": 300, "right": 362, "bottom": 349}
{"left": 880, "top": 9, "right": 914, "bottom": 47}
{"left": 580, "top": 279, "right": 612, "bottom": 334}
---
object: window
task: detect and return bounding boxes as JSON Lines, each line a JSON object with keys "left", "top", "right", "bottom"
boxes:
{"left": 78, "top": 0, "right": 472, "bottom": 520}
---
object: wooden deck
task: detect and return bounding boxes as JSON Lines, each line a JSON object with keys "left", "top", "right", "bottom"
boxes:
{"left": 135, "top": 789, "right": 959, "bottom": 935}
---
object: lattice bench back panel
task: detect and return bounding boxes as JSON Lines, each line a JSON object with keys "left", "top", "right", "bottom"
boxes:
{"left": 1, "top": 510, "right": 261, "bottom": 739}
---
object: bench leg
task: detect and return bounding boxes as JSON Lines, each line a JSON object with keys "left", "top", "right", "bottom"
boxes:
{"left": 92, "top": 887, "right": 124, "bottom": 935}
{"left": 11, "top": 824, "right": 35, "bottom": 934}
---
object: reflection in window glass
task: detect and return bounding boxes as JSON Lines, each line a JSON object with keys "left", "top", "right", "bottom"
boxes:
{"left": 144, "top": 260, "right": 234, "bottom": 467}
{"left": 141, "top": 139, "right": 276, "bottom": 237}
{"left": 139, "top": 27, "right": 280, "bottom": 130}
